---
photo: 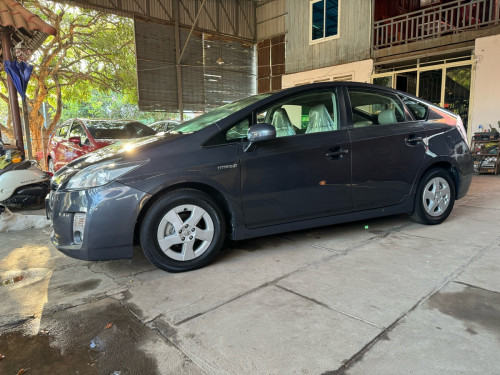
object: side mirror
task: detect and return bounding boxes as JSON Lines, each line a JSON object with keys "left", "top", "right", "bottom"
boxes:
{"left": 244, "top": 123, "right": 276, "bottom": 152}
{"left": 68, "top": 136, "right": 81, "bottom": 145}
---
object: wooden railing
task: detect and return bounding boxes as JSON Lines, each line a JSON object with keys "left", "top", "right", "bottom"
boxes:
{"left": 374, "top": 0, "right": 500, "bottom": 49}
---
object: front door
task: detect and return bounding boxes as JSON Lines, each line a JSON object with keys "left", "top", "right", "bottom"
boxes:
{"left": 66, "top": 122, "right": 91, "bottom": 163}
{"left": 54, "top": 121, "right": 71, "bottom": 171}
{"left": 238, "top": 89, "right": 352, "bottom": 228}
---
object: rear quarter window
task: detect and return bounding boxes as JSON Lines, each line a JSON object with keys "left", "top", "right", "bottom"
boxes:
{"left": 401, "top": 96, "right": 428, "bottom": 121}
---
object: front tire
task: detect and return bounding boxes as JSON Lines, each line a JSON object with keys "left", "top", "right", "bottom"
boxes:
{"left": 140, "top": 189, "right": 226, "bottom": 272}
{"left": 411, "top": 168, "right": 455, "bottom": 225}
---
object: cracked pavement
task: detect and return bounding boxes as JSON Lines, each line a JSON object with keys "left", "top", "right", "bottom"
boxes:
{"left": 0, "top": 175, "right": 499, "bottom": 374}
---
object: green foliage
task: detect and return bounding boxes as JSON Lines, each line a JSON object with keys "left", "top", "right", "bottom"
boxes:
{"left": 2, "top": 1, "right": 140, "bottom": 130}
{"left": 446, "top": 67, "right": 471, "bottom": 91}
{"left": 0, "top": 1, "right": 182, "bottom": 149}
{"left": 61, "top": 90, "right": 178, "bottom": 124}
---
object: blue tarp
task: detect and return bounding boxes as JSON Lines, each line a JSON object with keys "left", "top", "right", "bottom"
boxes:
{"left": 4, "top": 60, "right": 33, "bottom": 100}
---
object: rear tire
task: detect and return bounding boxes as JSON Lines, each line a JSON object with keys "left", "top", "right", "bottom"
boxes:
{"left": 140, "top": 189, "right": 226, "bottom": 272}
{"left": 411, "top": 168, "right": 455, "bottom": 225}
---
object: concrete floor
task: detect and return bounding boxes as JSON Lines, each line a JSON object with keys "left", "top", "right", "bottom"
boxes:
{"left": 0, "top": 175, "right": 499, "bottom": 374}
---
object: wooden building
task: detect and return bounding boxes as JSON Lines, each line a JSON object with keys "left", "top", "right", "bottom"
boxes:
{"left": 61, "top": 0, "right": 258, "bottom": 118}
{"left": 257, "top": 0, "right": 500, "bottom": 141}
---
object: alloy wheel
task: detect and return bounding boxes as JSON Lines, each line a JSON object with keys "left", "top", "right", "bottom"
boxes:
{"left": 156, "top": 204, "right": 214, "bottom": 261}
{"left": 422, "top": 177, "right": 451, "bottom": 217}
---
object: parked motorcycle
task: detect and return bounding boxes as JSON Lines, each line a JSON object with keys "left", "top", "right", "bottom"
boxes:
{"left": 0, "top": 140, "right": 51, "bottom": 209}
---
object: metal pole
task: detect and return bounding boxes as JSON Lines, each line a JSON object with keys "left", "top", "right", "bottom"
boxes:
{"left": 173, "top": 0, "right": 184, "bottom": 121}
{"left": 1, "top": 31, "right": 25, "bottom": 156}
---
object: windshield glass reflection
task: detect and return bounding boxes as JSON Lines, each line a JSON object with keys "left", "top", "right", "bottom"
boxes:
{"left": 173, "top": 94, "right": 271, "bottom": 134}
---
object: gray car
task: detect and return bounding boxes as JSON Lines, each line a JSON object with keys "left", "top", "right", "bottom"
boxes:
{"left": 46, "top": 82, "right": 473, "bottom": 272}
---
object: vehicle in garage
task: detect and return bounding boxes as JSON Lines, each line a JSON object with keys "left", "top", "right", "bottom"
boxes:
{"left": 47, "top": 119, "right": 156, "bottom": 172}
{"left": 46, "top": 82, "right": 473, "bottom": 272}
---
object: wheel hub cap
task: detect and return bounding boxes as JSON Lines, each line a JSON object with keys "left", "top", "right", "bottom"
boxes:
{"left": 156, "top": 204, "right": 214, "bottom": 261}
{"left": 422, "top": 177, "right": 451, "bottom": 217}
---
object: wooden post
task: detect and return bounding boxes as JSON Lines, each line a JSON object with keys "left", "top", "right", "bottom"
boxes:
{"left": 1, "top": 31, "right": 25, "bottom": 156}
{"left": 173, "top": 0, "right": 184, "bottom": 122}
{"left": 21, "top": 98, "right": 33, "bottom": 159}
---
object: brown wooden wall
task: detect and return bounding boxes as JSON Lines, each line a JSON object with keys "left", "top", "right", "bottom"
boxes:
{"left": 257, "top": 34, "right": 285, "bottom": 93}
{"left": 374, "top": 0, "right": 449, "bottom": 21}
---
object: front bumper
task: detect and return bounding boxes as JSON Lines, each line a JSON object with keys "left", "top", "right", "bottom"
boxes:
{"left": 46, "top": 181, "right": 151, "bottom": 261}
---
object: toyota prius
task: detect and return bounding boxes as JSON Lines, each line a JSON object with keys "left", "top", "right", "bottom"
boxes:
{"left": 46, "top": 82, "right": 473, "bottom": 272}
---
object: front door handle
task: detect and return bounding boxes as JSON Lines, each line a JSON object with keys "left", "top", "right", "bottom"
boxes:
{"left": 405, "top": 135, "right": 423, "bottom": 146}
{"left": 326, "top": 147, "right": 349, "bottom": 160}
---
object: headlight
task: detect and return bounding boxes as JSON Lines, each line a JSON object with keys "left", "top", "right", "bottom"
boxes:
{"left": 66, "top": 159, "right": 148, "bottom": 190}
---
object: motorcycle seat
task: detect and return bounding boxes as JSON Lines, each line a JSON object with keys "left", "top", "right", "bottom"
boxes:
{"left": 0, "top": 160, "right": 32, "bottom": 176}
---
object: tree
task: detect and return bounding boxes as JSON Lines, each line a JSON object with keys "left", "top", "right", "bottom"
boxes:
{"left": 0, "top": 0, "right": 136, "bottom": 162}
{"left": 60, "top": 90, "right": 179, "bottom": 124}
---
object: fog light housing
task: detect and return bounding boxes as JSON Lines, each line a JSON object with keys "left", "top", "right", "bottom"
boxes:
{"left": 73, "top": 213, "right": 86, "bottom": 244}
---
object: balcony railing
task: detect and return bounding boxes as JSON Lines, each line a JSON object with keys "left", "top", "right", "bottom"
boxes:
{"left": 374, "top": 0, "right": 500, "bottom": 49}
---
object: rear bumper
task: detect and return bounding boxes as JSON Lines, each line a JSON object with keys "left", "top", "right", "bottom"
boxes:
{"left": 456, "top": 170, "right": 472, "bottom": 200}
{"left": 47, "top": 181, "right": 151, "bottom": 261}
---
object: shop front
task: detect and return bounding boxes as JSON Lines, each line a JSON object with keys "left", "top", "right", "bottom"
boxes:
{"left": 372, "top": 55, "right": 474, "bottom": 139}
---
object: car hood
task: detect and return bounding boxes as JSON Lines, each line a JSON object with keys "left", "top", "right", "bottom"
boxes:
{"left": 52, "top": 134, "right": 181, "bottom": 189}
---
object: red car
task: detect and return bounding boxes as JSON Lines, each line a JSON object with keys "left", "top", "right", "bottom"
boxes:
{"left": 47, "top": 119, "right": 155, "bottom": 172}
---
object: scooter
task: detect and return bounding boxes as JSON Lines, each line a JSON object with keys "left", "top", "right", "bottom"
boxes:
{"left": 0, "top": 140, "right": 51, "bottom": 209}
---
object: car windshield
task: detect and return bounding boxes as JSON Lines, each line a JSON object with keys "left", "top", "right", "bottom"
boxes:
{"left": 86, "top": 120, "right": 156, "bottom": 139}
{"left": 173, "top": 94, "right": 271, "bottom": 134}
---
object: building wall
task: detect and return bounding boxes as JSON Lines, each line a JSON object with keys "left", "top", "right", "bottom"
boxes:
{"left": 256, "top": 0, "right": 286, "bottom": 40}
{"left": 285, "top": 0, "right": 372, "bottom": 74}
{"left": 282, "top": 59, "right": 374, "bottom": 88}
{"left": 471, "top": 34, "right": 500, "bottom": 134}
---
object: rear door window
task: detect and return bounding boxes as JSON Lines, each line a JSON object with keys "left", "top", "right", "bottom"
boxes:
{"left": 347, "top": 89, "right": 407, "bottom": 127}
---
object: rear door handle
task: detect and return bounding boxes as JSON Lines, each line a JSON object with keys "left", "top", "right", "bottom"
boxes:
{"left": 326, "top": 147, "right": 349, "bottom": 160}
{"left": 405, "top": 135, "right": 423, "bottom": 146}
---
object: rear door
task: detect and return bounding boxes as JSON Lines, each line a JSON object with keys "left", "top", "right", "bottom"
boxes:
{"left": 346, "top": 86, "right": 427, "bottom": 211}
